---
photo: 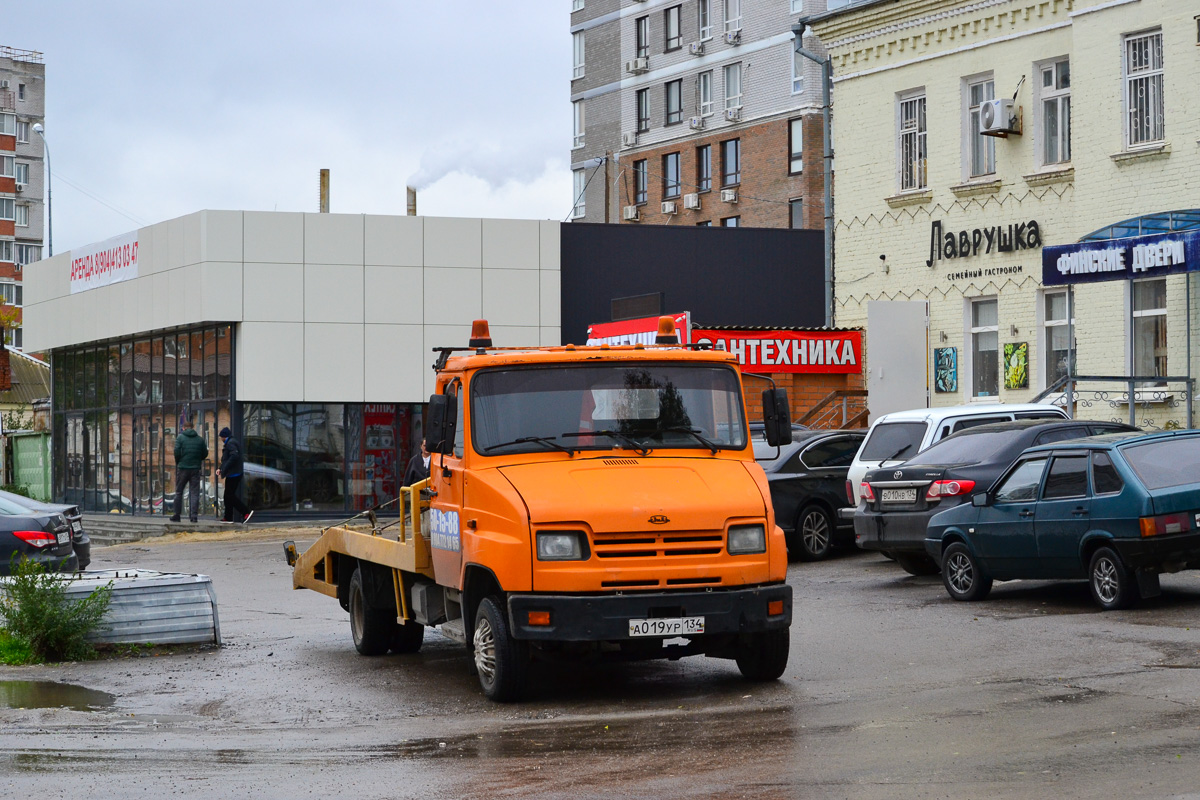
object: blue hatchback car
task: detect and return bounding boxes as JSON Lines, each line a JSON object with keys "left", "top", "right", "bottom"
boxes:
{"left": 925, "top": 430, "right": 1200, "bottom": 610}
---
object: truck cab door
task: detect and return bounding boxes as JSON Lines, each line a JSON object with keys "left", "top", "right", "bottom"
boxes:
{"left": 429, "top": 379, "right": 466, "bottom": 588}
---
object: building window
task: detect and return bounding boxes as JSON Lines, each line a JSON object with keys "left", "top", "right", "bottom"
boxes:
{"left": 665, "top": 79, "right": 683, "bottom": 125}
{"left": 572, "top": 169, "right": 587, "bottom": 218}
{"left": 967, "top": 77, "right": 996, "bottom": 177}
{"left": 721, "top": 138, "right": 741, "bottom": 186}
{"left": 572, "top": 0, "right": 584, "bottom": 10}
{"left": 0, "top": 282, "right": 23, "bottom": 307}
{"left": 898, "top": 92, "right": 927, "bottom": 191}
{"left": 15, "top": 162, "right": 28, "bottom": 185}
{"left": 14, "top": 244, "right": 39, "bottom": 266}
{"left": 697, "top": 220, "right": 712, "bottom": 227}
{"left": 0, "top": 198, "right": 14, "bottom": 221}
{"left": 1132, "top": 279, "right": 1167, "bottom": 382}
{"left": 10, "top": 327, "right": 21, "bottom": 349}
{"left": 1125, "top": 30, "right": 1164, "bottom": 146}
{"left": 789, "top": 118, "right": 803, "bottom": 174}
{"left": 636, "top": 16, "right": 649, "bottom": 59}
{"left": 17, "top": 84, "right": 25, "bottom": 101}
{"left": 791, "top": 0, "right": 804, "bottom": 11}
{"left": 663, "top": 152, "right": 681, "bottom": 199}
{"left": 970, "top": 298, "right": 999, "bottom": 397}
{"left": 724, "top": 63, "right": 742, "bottom": 109}
{"left": 634, "top": 159, "right": 648, "bottom": 205}
{"left": 722, "top": 216, "right": 740, "bottom": 227}
{"left": 699, "top": 70, "right": 713, "bottom": 116}
{"left": 792, "top": 49, "right": 805, "bottom": 94}
{"left": 0, "top": 241, "right": 12, "bottom": 263}
{"left": 573, "top": 32, "right": 585, "bottom": 79}
{"left": 572, "top": 100, "right": 585, "bottom": 148}
{"left": 636, "top": 88, "right": 650, "bottom": 132}
{"left": 698, "top": 0, "right": 712, "bottom": 40}
{"left": 1043, "top": 290, "right": 1073, "bottom": 388}
{"left": 665, "top": 6, "right": 682, "bottom": 51}
{"left": 724, "top": 0, "right": 741, "bottom": 32}
{"left": 15, "top": 204, "right": 28, "bottom": 227}
{"left": 696, "top": 145, "right": 712, "bottom": 192}
{"left": 1040, "top": 59, "right": 1071, "bottom": 165}
{"left": 0, "top": 156, "right": 12, "bottom": 178}
{"left": 790, "top": 199, "right": 803, "bottom": 229}
{"left": 16, "top": 120, "right": 29, "bottom": 143}
{"left": 0, "top": 114, "right": 13, "bottom": 136}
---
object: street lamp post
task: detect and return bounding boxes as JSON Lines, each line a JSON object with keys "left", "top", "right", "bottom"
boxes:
{"left": 32, "top": 123, "right": 51, "bottom": 257}
{"left": 792, "top": 22, "right": 833, "bottom": 328}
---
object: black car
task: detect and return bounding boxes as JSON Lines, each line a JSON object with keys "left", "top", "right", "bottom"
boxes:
{"left": 0, "top": 494, "right": 78, "bottom": 575}
{"left": 760, "top": 429, "right": 865, "bottom": 561}
{"left": 855, "top": 419, "right": 1138, "bottom": 575}
{"left": 0, "top": 490, "right": 90, "bottom": 570}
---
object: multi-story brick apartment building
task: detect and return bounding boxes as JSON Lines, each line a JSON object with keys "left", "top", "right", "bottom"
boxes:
{"left": 0, "top": 46, "right": 46, "bottom": 350}
{"left": 812, "top": 0, "right": 1200, "bottom": 427}
{"left": 569, "top": 0, "right": 841, "bottom": 229}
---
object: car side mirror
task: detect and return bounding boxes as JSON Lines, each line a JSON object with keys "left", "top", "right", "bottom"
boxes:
{"left": 972, "top": 493, "right": 989, "bottom": 507}
{"left": 761, "top": 388, "right": 793, "bottom": 447}
{"left": 426, "top": 394, "right": 457, "bottom": 455}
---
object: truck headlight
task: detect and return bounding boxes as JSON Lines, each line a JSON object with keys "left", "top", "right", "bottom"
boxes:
{"left": 728, "top": 524, "right": 766, "bottom": 555}
{"left": 536, "top": 531, "right": 588, "bottom": 561}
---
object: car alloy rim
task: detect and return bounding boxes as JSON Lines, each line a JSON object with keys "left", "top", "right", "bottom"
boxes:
{"left": 1094, "top": 558, "right": 1119, "bottom": 603}
{"left": 802, "top": 512, "right": 830, "bottom": 552}
{"left": 473, "top": 615, "right": 497, "bottom": 683}
{"left": 946, "top": 552, "right": 973, "bottom": 594}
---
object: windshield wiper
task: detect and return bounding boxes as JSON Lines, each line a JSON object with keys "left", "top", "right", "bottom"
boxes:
{"left": 659, "top": 426, "right": 719, "bottom": 454}
{"left": 880, "top": 444, "right": 913, "bottom": 463}
{"left": 483, "top": 437, "right": 576, "bottom": 456}
{"left": 562, "top": 430, "right": 652, "bottom": 457}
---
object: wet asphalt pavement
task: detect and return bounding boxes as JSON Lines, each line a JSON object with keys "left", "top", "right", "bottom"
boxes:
{"left": 1, "top": 529, "right": 1198, "bottom": 799}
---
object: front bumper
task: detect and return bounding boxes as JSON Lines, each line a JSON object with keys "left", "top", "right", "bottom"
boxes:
{"left": 507, "top": 584, "right": 792, "bottom": 642}
{"left": 1112, "top": 531, "right": 1200, "bottom": 571}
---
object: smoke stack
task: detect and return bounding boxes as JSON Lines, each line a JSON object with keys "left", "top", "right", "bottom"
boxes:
{"left": 406, "top": 186, "right": 417, "bottom": 216}
{"left": 319, "top": 169, "right": 330, "bottom": 213}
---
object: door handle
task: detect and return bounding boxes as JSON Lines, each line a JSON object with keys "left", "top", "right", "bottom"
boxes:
{"left": 1072, "top": 507, "right": 1088, "bottom": 516}
{"left": 1018, "top": 510, "right": 1034, "bottom": 518}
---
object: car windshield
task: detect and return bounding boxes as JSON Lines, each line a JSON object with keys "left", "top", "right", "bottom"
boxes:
{"left": 1121, "top": 437, "right": 1200, "bottom": 490}
{"left": 858, "top": 422, "right": 927, "bottom": 462}
{"left": 471, "top": 363, "right": 747, "bottom": 455}
{"left": 902, "top": 430, "right": 1019, "bottom": 466}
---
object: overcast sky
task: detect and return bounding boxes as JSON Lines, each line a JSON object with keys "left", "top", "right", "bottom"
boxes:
{"left": 20, "top": 1, "right": 571, "bottom": 252}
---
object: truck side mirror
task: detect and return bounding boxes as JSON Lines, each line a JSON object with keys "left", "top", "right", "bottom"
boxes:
{"left": 972, "top": 493, "right": 989, "bottom": 507}
{"left": 761, "top": 388, "right": 793, "bottom": 447}
{"left": 426, "top": 394, "right": 458, "bottom": 456}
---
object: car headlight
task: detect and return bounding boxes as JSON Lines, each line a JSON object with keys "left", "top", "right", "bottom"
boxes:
{"left": 536, "top": 531, "right": 588, "bottom": 561}
{"left": 728, "top": 523, "right": 766, "bottom": 555}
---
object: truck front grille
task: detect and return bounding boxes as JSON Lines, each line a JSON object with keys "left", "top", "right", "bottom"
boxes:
{"left": 592, "top": 530, "right": 725, "bottom": 558}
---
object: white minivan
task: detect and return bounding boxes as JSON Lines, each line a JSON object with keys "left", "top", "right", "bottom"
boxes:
{"left": 839, "top": 403, "right": 1069, "bottom": 518}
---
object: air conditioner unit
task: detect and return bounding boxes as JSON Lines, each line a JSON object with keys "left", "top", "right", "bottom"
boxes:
{"left": 0, "top": 80, "right": 8, "bottom": 90}
{"left": 683, "top": 193, "right": 701, "bottom": 210}
{"left": 721, "top": 188, "right": 738, "bottom": 203}
{"left": 621, "top": 131, "right": 639, "bottom": 147}
{"left": 689, "top": 116, "right": 704, "bottom": 130}
{"left": 724, "top": 106, "right": 742, "bottom": 122}
{"left": 14, "top": 184, "right": 23, "bottom": 193}
{"left": 724, "top": 29, "right": 741, "bottom": 45}
{"left": 980, "top": 97, "right": 1018, "bottom": 135}
{"left": 661, "top": 201, "right": 678, "bottom": 215}
{"left": 625, "top": 57, "right": 649, "bottom": 75}
{"left": 689, "top": 41, "right": 704, "bottom": 55}
{"left": 623, "top": 206, "right": 640, "bottom": 221}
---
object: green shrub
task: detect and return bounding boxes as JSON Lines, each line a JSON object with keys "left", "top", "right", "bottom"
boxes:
{"left": 0, "top": 556, "right": 113, "bottom": 663}
{"left": 0, "top": 485, "right": 31, "bottom": 499}
{"left": 0, "top": 630, "right": 33, "bottom": 664}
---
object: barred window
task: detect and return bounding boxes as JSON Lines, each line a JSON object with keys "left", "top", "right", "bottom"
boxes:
{"left": 1125, "top": 31, "right": 1164, "bottom": 146}
{"left": 898, "top": 93, "right": 927, "bottom": 191}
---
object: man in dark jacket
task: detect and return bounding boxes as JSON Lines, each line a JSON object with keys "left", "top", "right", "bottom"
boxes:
{"left": 216, "top": 427, "right": 254, "bottom": 524}
{"left": 403, "top": 439, "right": 431, "bottom": 487}
{"left": 170, "top": 420, "right": 209, "bottom": 523}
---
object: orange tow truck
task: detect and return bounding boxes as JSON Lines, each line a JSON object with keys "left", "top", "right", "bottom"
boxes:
{"left": 287, "top": 317, "right": 794, "bottom": 701}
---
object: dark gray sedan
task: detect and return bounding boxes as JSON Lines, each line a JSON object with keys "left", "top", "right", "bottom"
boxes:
{"left": 0, "top": 494, "right": 78, "bottom": 575}
{"left": 0, "top": 491, "right": 90, "bottom": 569}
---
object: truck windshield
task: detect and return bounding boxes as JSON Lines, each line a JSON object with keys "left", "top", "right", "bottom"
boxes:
{"left": 471, "top": 364, "right": 747, "bottom": 455}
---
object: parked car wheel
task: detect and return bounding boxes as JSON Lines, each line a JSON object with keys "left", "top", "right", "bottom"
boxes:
{"left": 896, "top": 553, "right": 940, "bottom": 576}
{"left": 795, "top": 505, "right": 834, "bottom": 562}
{"left": 941, "top": 542, "right": 993, "bottom": 601}
{"left": 1089, "top": 547, "right": 1136, "bottom": 611}
{"left": 349, "top": 567, "right": 392, "bottom": 656}
{"left": 473, "top": 595, "right": 528, "bottom": 702}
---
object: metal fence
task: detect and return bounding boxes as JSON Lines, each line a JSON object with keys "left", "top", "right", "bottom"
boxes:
{"left": 1032, "top": 375, "right": 1195, "bottom": 430}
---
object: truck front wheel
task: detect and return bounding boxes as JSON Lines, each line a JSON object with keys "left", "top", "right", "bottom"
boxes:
{"left": 473, "top": 596, "right": 528, "bottom": 702}
{"left": 349, "top": 567, "right": 392, "bottom": 656}
{"left": 735, "top": 629, "right": 790, "bottom": 682}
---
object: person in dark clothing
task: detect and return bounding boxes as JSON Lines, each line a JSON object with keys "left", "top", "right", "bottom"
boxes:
{"left": 403, "top": 439, "right": 431, "bottom": 487}
{"left": 217, "top": 427, "right": 254, "bottom": 524}
{"left": 170, "top": 420, "right": 209, "bottom": 523}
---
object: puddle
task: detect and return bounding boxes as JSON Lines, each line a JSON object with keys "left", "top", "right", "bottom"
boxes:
{"left": 0, "top": 680, "right": 115, "bottom": 711}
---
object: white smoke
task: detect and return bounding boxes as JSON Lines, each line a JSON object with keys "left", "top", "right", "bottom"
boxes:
{"left": 407, "top": 138, "right": 557, "bottom": 192}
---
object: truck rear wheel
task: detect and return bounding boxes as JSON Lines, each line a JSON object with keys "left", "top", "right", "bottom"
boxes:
{"left": 349, "top": 567, "right": 392, "bottom": 656}
{"left": 735, "top": 628, "right": 789, "bottom": 681}
{"left": 472, "top": 596, "right": 528, "bottom": 702}
{"left": 390, "top": 621, "right": 425, "bottom": 654}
